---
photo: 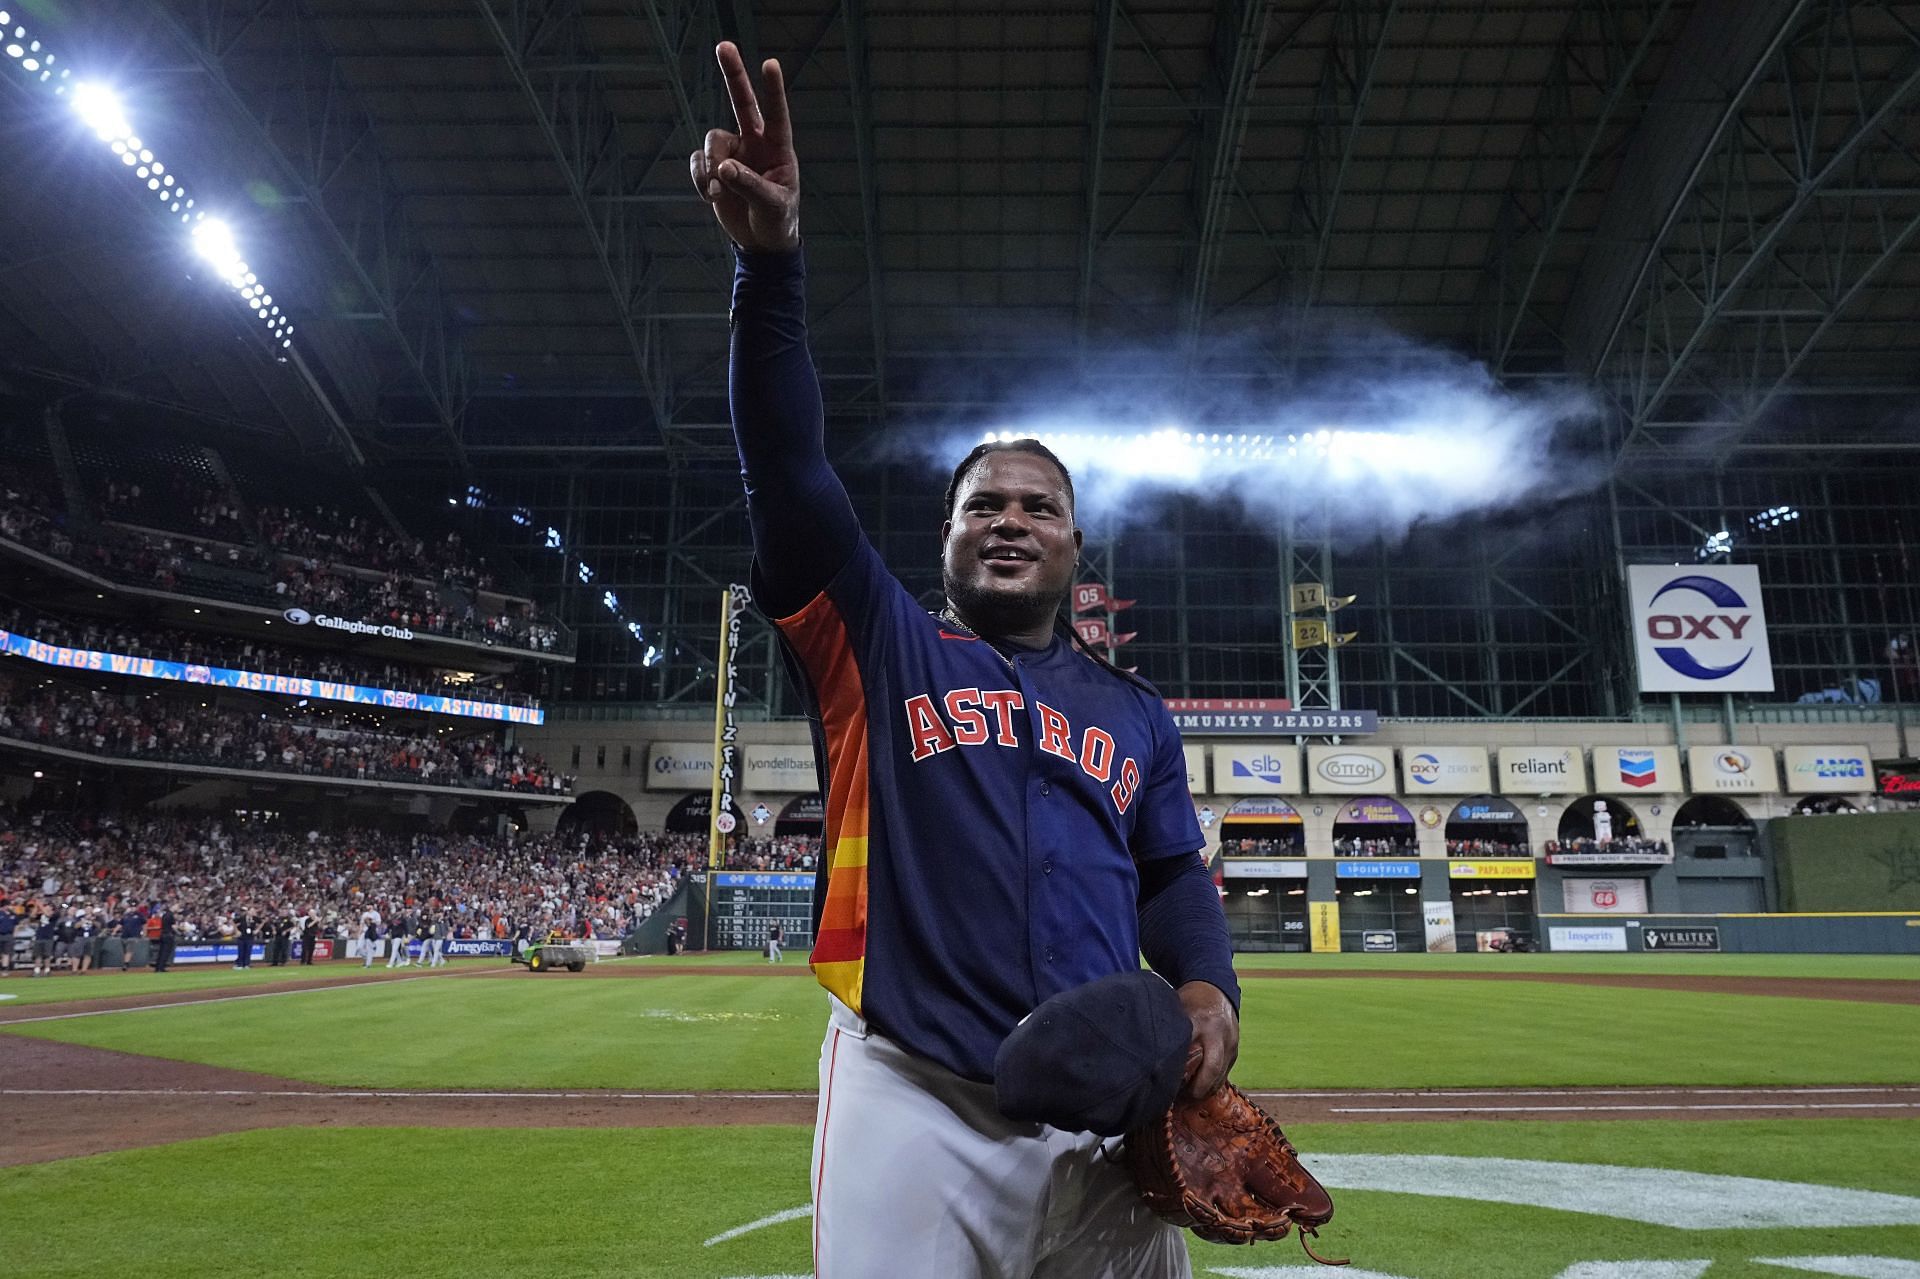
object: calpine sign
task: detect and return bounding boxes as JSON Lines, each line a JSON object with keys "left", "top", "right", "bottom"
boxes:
{"left": 1627, "top": 565, "right": 1775, "bottom": 693}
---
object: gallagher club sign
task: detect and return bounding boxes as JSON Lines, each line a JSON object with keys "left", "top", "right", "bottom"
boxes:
{"left": 1627, "top": 565, "right": 1776, "bottom": 693}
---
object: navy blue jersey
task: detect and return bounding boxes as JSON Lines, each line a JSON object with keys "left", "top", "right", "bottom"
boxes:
{"left": 772, "top": 534, "right": 1204, "bottom": 1080}
{"left": 731, "top": 246, "right": 1229, "bottom": 1084}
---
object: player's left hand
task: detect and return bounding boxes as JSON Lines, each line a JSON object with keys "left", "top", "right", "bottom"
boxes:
{"left": 1177, "top": 980, "right": 1239, "bottom": 1099}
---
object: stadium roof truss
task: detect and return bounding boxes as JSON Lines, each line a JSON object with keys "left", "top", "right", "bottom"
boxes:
{"left": 4, "top": 0, "right": 1919, "bottom": 718}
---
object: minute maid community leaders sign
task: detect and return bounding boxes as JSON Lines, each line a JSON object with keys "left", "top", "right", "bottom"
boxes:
{"left": 1164, "top": 699, "right": 1378, "bottom": 735}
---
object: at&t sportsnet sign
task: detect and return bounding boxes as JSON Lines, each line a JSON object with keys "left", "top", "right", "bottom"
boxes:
{"left": 1627, "top": 565, "right": 1775, "bottom": 693}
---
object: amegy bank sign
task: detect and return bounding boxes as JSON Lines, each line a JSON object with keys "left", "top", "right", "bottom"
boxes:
{"left": 1627, "top": 565, "right": 1775, "bottom": 693}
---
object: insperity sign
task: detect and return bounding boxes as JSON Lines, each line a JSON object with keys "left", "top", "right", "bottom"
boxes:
{"left": 1626, "top": 565, "right": 1775, "bottom": 693}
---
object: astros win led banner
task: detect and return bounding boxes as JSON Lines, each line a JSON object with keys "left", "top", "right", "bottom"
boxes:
{"left": 0, "top": 627, "right": 543, "bottom": 724}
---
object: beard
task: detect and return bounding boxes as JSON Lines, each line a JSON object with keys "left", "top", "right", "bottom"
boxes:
{"left": 942, "top": 567, "right": 1066, "bottom": 641}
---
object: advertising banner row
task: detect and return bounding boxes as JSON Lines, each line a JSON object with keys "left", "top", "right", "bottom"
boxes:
{"left": 0, "top": 626, "right": 544, "bottom": 724}
{"left": 647, "top": 737, "right": 1871, "bottom": 796}
{"left": 1203, "top": 742, "right": 1869, "bottom": 797}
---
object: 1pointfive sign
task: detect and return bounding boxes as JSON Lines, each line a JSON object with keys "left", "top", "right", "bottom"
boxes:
{"left": 1627, "top": 565, "right": 1775, "bottom": 693}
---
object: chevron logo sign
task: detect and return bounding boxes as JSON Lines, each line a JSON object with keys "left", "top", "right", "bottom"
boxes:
{"left": 1617, "top": 750, "right": 1660, "bottom": 790}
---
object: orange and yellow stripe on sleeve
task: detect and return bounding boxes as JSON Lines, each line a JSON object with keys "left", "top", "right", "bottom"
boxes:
{"left": 775, "top": 592, "right": 872, "bottom": 1014}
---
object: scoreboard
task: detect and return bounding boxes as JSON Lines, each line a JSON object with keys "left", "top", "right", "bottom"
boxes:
{"left": 710, "top": 871, "right": 816, "bottom": 951}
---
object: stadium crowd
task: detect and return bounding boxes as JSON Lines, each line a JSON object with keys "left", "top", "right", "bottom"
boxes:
{"left": 719, "top": 834, "right": 819, "bottom": 872}
{"left": 258, "top": 505, "right": 499, "bottom": 593}
{"left": 1542, "top": 835, "right": 1670, "bottom": 858}
{"left": 0, "top": 815, "right": 758, "bottom": 971}
{"left": 0, "top": 604, "right": 540, "bottom": 709}
{"left": 1219, "top": 836, "right": 1307, "bottom": 857}
{"left": 1, "top": 464, "right": 566, "bottom": 656}
{"left": 95, "top": 476, "right": 250, "bottom": 543}
{"left": 1444, "top": 837, "right": 1533, "bottom": 858}
{"left": 1332, "top": 835, "right": 1420, "bottom": 857}
{"left": 0, "top": 677, "right": 569, "bottom": 794}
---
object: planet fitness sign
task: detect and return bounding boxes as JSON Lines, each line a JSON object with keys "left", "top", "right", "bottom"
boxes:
{"left": 1627, "top": 565, "right": 1775, "bottom": 693}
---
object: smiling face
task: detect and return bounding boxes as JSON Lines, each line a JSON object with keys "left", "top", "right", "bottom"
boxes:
{"left": 941, "top": 449, "right": 1082, "bottom": 642}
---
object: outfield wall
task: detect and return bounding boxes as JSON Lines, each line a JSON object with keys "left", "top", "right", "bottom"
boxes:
{"left": 1537, "top": 912, "right": 1920, "bottom": 953}
{"left": 1769, "top": 811, "right": 1920, "bottom": 912}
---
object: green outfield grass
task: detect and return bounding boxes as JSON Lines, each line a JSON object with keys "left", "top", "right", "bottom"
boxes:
{"left": 629, "top": 949, "right": 1920, "bottom": 978}
{"left": 2, "top": 1119, "right": 1915, "bottom": 1278}
{"left": 0, "top": 958, "right": 503, "bottom": 1007}
{"left": 8, "top": 967, "right": 1918, "bottom": 1089}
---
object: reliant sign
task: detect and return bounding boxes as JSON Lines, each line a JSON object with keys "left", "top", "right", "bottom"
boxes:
{"left": 1781, "top": 745, "right": 1872, "bottom": 794}
{"left": 1400, "top": 746, "right": 1490, "bottom": 794}
{"left": 1686, "top": 745, "right": 1780, "bottom": 793}
{"left": 1592, "top": 745, "right": 1682, "bottom": 794}
{"left": 1497, "top": 746, "right": 1587, "bottom": 795}
{"left": 1308, "top": 746, "right": 1395, "bottom": 794}
{"left": 1211, "top": 745, "right": 1302, "bottom": 795}
{"left": 1627, "top": 564, "right": 1775, "bottom": 693}
{"left": 742, "top": 744, "right": 817, "bottom": 793}
{"left": 646, "top": 742, "right": 714, "bottom": 790}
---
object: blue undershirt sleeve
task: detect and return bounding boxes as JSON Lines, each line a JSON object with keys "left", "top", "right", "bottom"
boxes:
{"left": 1136, "top": 852, "right": 1241, "bottom": 1012}
{"left": 730, "top": 246, "right": 863, "bottom": 618}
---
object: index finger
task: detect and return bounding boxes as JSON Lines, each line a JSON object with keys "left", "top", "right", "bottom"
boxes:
{"left": 716, "top": 41, "right": 764, "bottom": 135}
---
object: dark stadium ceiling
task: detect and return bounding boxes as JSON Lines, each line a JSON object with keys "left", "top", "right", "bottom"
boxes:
{"left": 1, "top": 0, "right": 1916, "bottom": 470}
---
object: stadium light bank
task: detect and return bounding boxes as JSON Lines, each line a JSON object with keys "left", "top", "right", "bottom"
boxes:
{"left": 3, "top": 16, "right": 294, "bottom": 355}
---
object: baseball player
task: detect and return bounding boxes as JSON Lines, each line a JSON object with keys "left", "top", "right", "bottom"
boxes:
{"left": 694, "top": 44, "right": 1240, "bottom": 1278}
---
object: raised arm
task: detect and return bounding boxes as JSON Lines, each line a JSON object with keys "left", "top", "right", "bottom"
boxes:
{"left": 692, "top": 43, "right": 860, "bottom": 618}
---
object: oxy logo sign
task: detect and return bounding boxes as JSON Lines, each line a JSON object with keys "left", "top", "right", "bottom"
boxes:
{"left": 1628, "top": 565, "right": 1775, "bottom": 693}
{"left": 1408, "top": 753, "right": 1441, "bottom": 786}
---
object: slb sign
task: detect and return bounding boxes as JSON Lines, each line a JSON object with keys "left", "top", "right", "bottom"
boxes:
{"left": 1627, "top": 565, "right": 1775, "bottom": 693}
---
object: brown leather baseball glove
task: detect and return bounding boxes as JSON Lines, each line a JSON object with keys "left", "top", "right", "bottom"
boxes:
{"left": 1124, "top": 1078, "right": 1346, "bottom": 1263}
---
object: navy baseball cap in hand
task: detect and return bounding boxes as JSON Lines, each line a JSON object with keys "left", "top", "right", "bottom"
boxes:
{"left": 993, "top": 969, "right": 1192, "bottom": 1137}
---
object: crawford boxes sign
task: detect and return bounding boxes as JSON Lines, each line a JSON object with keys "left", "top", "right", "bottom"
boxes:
{"left": 1498, "top": 746, "right": 1587, "bottom": 795}
{"left": 1627, "top": 564, "right": 1775, "bottom": 693}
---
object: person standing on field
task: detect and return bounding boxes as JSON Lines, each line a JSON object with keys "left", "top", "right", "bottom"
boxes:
{"left": 692, "top": 44, "right": 1239, "bottom": 1279}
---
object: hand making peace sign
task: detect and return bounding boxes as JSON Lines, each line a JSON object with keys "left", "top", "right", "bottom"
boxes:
{"left": 691, "top": 42, "right": 800, "bottom": 253}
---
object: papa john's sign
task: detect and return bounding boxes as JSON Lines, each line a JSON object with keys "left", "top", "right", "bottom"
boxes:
{"left": 1627, "top": 565, "right": 1775, "bottom": 693}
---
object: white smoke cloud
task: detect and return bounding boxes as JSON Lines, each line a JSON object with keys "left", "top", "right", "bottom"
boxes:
{"left": 896, "top": 325, "right": 1607, "bottom": 542}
